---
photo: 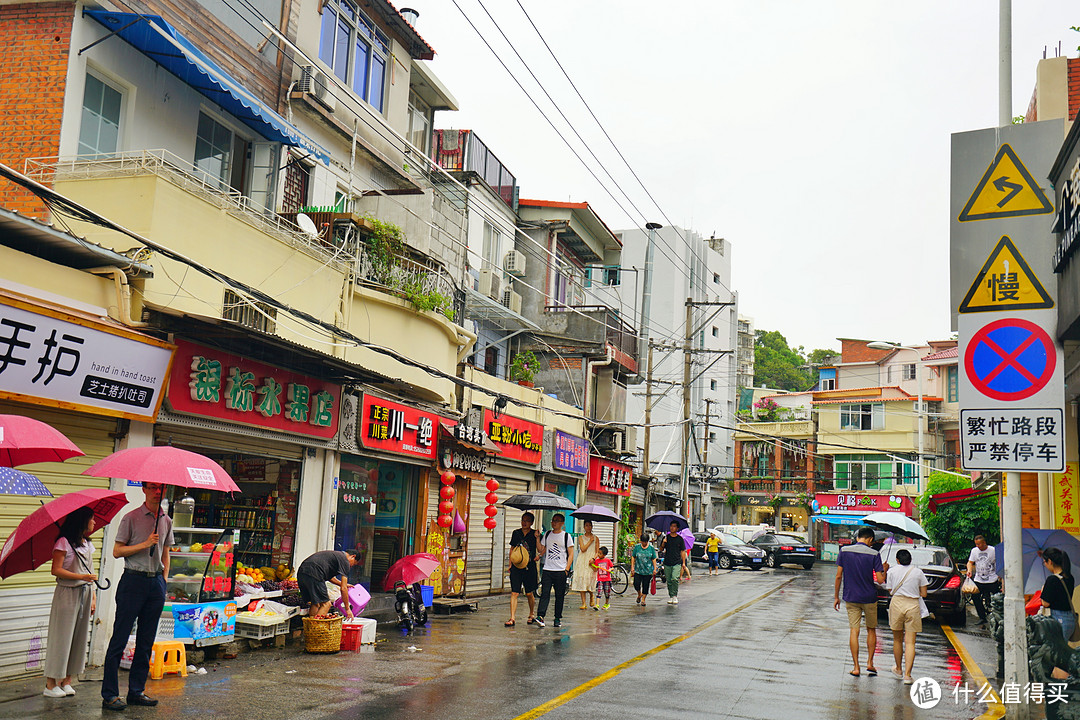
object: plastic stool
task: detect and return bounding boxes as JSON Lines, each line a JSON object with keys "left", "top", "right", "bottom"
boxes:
{"left": 150, "top": 640, "right": 187, "bottom": 680}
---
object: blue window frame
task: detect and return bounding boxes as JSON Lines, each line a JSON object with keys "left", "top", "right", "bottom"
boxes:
{"left": 318, "top": 0, "right": 389, "bottom": 112}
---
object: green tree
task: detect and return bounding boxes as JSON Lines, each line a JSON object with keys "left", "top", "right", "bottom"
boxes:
{"left": 916, "top": 471, "right": 999, "bottom": 564}
{"left": 753, "top": 331, "right": 838, "bottom": 391}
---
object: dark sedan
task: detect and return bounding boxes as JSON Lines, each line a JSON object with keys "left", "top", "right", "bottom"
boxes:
{"left": 750, "top": 533, "right": 816, "bottom": 569}
{"left": 875, "top": 544, "right": 968, "bottom": 625}
{"left": 690, "top": 532, "right": 764, "bottom": 570}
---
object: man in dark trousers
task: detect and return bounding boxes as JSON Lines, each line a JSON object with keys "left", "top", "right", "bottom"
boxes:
{"left": 102, "top": 482, "right": 173, "bottom": 711}
{"left": 534, "top": 513, "right": 574, "bottom": 628}
{"left": 296, "top": 549, "right": 360, "bottom": 618}
{"left": 966, "top": 535, "right": 1001, "bottom": 626}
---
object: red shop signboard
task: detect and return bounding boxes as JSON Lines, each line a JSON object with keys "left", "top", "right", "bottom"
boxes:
{"left": 359, "top": 393, "right": 439, "bottom": 460}
{"left": 482, "top": 409, "right": 542, "bottom": 465}
{"left": 813, "top": 493, "right": 916, "bottom": 516}
{"left": 588, "top": 457, "right": 632, "bottom": 497}
{"left": 168, "top": 340, "right": 339, "bottom": 439}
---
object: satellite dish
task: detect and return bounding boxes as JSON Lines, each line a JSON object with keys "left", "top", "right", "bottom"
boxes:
{"left": 296, "top": 213, "right": 319, "bottom": 237}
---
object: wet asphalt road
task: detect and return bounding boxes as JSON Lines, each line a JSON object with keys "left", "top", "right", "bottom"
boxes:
{"left": 0, "top": 564, "right": 1002, "bottom": 720}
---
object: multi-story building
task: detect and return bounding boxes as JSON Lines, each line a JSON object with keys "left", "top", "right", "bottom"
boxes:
{"left": 736, "top": 315, "right": 755, "bottom": 393}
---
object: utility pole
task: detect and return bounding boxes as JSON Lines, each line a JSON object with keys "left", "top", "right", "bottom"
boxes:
{"left": 702, "top": 398, "right": 713, "bottom": 528}
{"left": 637, "top": 222, "right": 661, "bottom": 383}
{"left": 643, "top": 343, "right": 655, "bottom": 481}
{"left": 682, "top": 298, "right": 693, "bottom": 518}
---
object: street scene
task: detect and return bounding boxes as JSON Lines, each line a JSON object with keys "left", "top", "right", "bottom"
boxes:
{"left": 1, "top": 1, "right": 1080, "bottom": 719}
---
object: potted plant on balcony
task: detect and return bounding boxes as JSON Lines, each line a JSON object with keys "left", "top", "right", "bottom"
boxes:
{"left": 509, "top": 350, "right": 539, "bottom": 387}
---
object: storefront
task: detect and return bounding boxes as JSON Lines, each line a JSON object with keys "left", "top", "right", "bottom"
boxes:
{"left": 543, "top": 430, "right": 588, "bottom": 536}
{"left": 585, "top": 456, "right": 631, "bottom": 554}
{"left": 810, "top": 492, "right": 916, "bottom": 561}
{"left": 158, "top": 340, "right": 340, "bottom": 581}
{"left": 341, "top": 392, "right": 442, "bottom": 592}
{"left": 0, "top": 291, "right": 174, "bottom": 681}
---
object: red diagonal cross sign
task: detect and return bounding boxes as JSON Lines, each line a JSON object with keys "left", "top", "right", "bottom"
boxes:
{"left": 980, "top": 334, "right": 1037, "bottom": 384}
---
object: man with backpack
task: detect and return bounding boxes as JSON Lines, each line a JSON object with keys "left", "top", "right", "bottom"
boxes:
{"left": 534, "top": 513, "right": 575, "bottom": 628}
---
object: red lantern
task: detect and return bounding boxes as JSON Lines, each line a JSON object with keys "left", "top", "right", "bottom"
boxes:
{"left": 440, "top": 485, "right": 456, "bottom": 500}
{"left": 485, "top": 492, "right": 499, "bottom": 505}
{"left": 483, "top": 517, "right": 497, "bottom": 530}
{"left": 437, "top": 514, "right": 453, "bottom": 528}
{"left": 439, "top": 500, "right": 454, "bottom": 515}
{"left": 440, "top": 471, "right": 456, "bottom": 486}
{"left": 484, "top": 504, "right": 498, "bottom": 518}
{"left": 486, "top": 478, "right": 499, "bottom": 492}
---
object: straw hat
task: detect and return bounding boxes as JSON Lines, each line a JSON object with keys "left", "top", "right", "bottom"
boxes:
{"left": 509, "top": 545, "right": 529, "bottom": 569}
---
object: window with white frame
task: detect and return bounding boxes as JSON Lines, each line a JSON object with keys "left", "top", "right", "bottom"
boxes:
{"left": 194, "top": 111, "right": 278, "bottom": 210}
{"left": 839, "top": 403, "right": 885, "bottom": 431}
{"left": 319, "top": 0, "right": 389, "bottom": 112}
{"left": 79, "top": 73, "right": 122, "bottom": 156}
{"left": 820, "top": 377, "right": 836, "bottom": 391}
{"left": 710, "top": 379, "right": 717, "bottom": 390}
{"left": 407, "top": 90, "right": 431, "bottom": 154}
{"left": 194, "top": 112, "right": 233, "bottom": 187}
{"left": 482, "top": 221, "right": 500, "bottom": 271}
{"left": 903, "top": 363, "right": 917, "bottom": 381}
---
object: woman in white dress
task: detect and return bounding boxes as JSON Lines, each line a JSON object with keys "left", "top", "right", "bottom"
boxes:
{"left": 570, "top": 520, "right": 600, "bottom": 609}
{"left": 43, "top": 507, "right": 97, "bottom": 698}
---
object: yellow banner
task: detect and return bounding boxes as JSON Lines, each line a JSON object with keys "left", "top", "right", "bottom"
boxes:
{"left": 1053, "top": 462, "right": 1080, "bottom": 533}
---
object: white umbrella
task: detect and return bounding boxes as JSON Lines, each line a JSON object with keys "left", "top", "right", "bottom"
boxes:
{"left": 861, "top": 511, "right": 929, "bottom": 541}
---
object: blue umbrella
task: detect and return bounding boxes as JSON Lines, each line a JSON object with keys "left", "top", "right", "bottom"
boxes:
{"left": 995, "top": 529, "right": 1080, "bottom": 594}
{"left": 645, "top": 511, "right": 688, "bottom": 533}
{"left": 0, "top": 467, "right": 51, "bottom": 497}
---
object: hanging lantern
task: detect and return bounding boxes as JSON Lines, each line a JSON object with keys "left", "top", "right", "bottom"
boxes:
{"left": 440, "top": 485, "right": 456, "bottom": 500}
{"left": 484, "top": 504, "right": 499, "bottom": 518}
{"left": 440, "top": 470, "right": 456, "bottom": 486}
{"left": 437, "top": 514, "right": 453, "bottom": 528}
{"left": 485, "top": 491, "right": 499, "bottom": 505}
{"left": 439, "top": 500, "right": 454, "bottom": 515}
{"left": 486, "top": 478, "right": 499, "bottom": 492}
{"left": 483, "top": 517, "right": 497, "bottom": 530}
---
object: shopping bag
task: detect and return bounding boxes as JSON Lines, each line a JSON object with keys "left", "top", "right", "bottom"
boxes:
{"left": 918, "top": 597, "right": 930, "bottom": 619}
{"left": 650, "top": 574, "right": 657, "bottom": 595}
{"left": 961, "top": 577, "right": 979, "bottom": 595}
{"left": 1025, "top": 590, "right": 1043, "bottom": 616}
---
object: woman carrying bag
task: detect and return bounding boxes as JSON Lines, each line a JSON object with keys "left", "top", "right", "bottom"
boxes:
{"left": 884, "top": 548, "right": 928, "bottom": 685}
{"left": 570, "top": 520, "right": 600, "bottom": 610}
{"left": 43, "top": 507, "right": 98, "bottom": 698}
{"left": 1040, "top": 548, "right": 1077, "bottom": 641}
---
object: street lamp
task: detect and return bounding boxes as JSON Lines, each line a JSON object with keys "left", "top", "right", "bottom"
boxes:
{"left": 867, "top": 341, "right": 926, "bottom": 494}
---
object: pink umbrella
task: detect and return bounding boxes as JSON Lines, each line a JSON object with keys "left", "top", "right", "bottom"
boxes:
{"left": 678, "top": 528, "right": 695, "bottom": 551}
{"left": 382, "top": 553, "right": 440, "bottom": 591}
{"left": 0, "top": 414, "right": 83, "bottom": 467}
{"left": 0, "top": 488, "right": 128, "bottom": 581}
{"left": 83, "top": 446, "right": 240, "bottom": 492}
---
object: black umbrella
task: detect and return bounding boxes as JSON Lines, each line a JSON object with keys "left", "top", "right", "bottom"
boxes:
{"left": 502, "top": 491, "right": 577, "bottom": 511}
{"left": 645, "top": 511, "right": 689, "bottom": 532}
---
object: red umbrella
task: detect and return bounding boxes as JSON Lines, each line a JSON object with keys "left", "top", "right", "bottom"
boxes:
{"left": 382, "top": 553, "right": 440, "bottom": 591}
{"left": 83, "top": 446, "right": 240, "bottom": 492}
{"left": 0, "top": 414, "right": 84, "bottom": 467}
{"left": 0, "top": 488, "right": 128, "bottom": 580}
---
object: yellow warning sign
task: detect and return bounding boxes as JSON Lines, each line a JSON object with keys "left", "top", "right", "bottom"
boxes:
{"left": 958, "top": 235, "right": 1054, "bottom": 313}
{"left": 958, "top": 143, "right": 1054, "bottom": 221}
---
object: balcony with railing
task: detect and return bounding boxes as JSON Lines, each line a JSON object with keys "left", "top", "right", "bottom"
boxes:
{"left": 541, "top": 304, "right": 638, "bottom": 371}
{"left": 434, "top": 129, "right": 517, "bottom": 210}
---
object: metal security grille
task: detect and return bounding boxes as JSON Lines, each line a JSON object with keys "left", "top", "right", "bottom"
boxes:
{"left": 222, "top": 289, "right": 276, "bottom": 334}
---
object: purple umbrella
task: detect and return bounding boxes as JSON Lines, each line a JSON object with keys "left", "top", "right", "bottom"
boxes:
{"left": 571, "top": 504, "right": 619, "bottom": 523}
{"left": 679, "top": 528, "right": 695, "bottom": 551}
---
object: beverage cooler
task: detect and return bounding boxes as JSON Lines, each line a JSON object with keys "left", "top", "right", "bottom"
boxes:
{"left": 162, "top": 527, "right": 240, "bottom": 646}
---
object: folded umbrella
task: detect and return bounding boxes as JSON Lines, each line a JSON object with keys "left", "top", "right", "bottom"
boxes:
{"left": 571, "top": 504, "right": 619, "bottom": 523}
{"left": 501, "top": 491, "right": 576, "bottom": 511}
{"left": 383, "top": 553, "right": 440, "bottom": 592}
{"left": 0, "top": 488, "right": 128, "bottom": 584}
{"left": 0, "top": 415, "right": 84, "bottom": 467}
{"left": 645, "top": 511, "right": 688, "bottom": 533}
{"left": 0, "top": 467, "right": 52, "bottom": 497}
{"left": 83, "top": 446, "right": 240, "bottom": 492}
{"left": 861, "top": 511, "right": 929, "bottom": 541}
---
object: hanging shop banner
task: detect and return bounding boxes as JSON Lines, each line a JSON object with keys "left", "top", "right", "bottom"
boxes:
{"left": 439, "top": 423, "right": 492, "bottom": 475}
{"left": 358, "top": 393, "right": 438, "bottom": 460}
{"left": 588, "top": 456, "right": 632, "bottom": 497}
{"left": 553, "top": 431, "right": 589, "bottom": 475}
{"left": 811, "top": 493, "right": 916, "bottom": 516}
{"left": 483, "top": 409, "right": 542, "bottom": 465}
{"left": 1053, "top": 462, "right": 1080, "bottom": 534}
{"left": 167, "top": 340, "right": 339, "bottom": 439}
{"left": 0, "top": 293, "right": 174, "bottom": 421}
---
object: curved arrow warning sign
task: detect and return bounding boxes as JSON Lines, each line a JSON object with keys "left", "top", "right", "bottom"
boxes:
{"left": 958, "top": 143, "right": 1054, "bottom": 221}
{"left": 964, "top": 317, "right": 1056, "bottom": 401}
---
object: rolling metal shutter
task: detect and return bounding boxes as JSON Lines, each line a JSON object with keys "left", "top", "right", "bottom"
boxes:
{"left": 584, "top": 491, "right": 617, "bottom": 556}
{"left": 0, "top": 402, "right": 117, "bottom": 681}
{"left": 153, "top": 421, "right": 304, "bottom": 461}
{"left": 465, "top": 475, "right": 529, "bottom": 597}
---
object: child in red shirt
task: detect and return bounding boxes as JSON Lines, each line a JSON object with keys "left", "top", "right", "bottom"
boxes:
{"left": 591, "top": 546, "right": 614, "bottom": 610}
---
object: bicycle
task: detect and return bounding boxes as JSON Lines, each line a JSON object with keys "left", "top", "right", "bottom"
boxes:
{"left": 610, "top": 563, "right": 630, "bottom": 595}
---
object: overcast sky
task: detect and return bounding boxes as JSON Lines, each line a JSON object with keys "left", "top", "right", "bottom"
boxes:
{"left": 409, "top": 1, "right": 1078, "bottom": 352}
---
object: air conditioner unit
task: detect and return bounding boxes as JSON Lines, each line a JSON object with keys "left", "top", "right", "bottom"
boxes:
{"left": 610, "top": 431, "right": 624, "bottom": 455}
{"left": 501, "top": 289, "right": 522, "bottom": 314}
{"left": 620, "top": 426, "right": 638, "bottom": 455}
{"left": 504, "top": 249, "right": 526, "bottom": 277}
{"left": 298, "top": 65, "right": 336, "bottom": 112}
{"left": 478, "top": 269, "right": 501, "bottom": 300}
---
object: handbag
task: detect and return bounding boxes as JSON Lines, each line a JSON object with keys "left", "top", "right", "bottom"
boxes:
{"left": 1053, "top": 575, "right": 1080, "bottom": 642}
{"left": 650, "top": 574, "right": 657, "bottom": 595}
{"left": 1026, "top": 590, "right": 1043, "bottom": 616}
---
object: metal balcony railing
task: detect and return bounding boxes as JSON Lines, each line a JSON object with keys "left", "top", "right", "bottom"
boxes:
{"left": 543, "top": 304, "right": 637, "bottom": 361}
{"left": 434, "top": 129, "right": 517, "bottom": 210}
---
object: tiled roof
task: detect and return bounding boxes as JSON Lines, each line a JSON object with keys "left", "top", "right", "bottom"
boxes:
{"left": 922, "top": 347, "right": 959, "bottom": 361}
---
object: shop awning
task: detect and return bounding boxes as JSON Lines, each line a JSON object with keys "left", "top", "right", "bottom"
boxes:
{"left": 811, "top": 514, "right": 867, "bottom": 526}
{"left": 927, "top": 487, "right": 996, "bottom": 513}
{"left": 84, "top": 10, "right": 329, "bottom": 164}
{"left": 439, "top": 421, "right": 501, "bottom": 454}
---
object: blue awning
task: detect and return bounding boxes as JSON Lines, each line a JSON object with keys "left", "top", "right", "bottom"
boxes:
{"left": 810, "top": 514, "right": 866, "bottom": 526}
{"left": 84, "top": 10, "right": 329, "bottom": 164}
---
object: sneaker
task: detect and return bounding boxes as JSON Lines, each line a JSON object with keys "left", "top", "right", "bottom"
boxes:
{"left": 671, "top": 597, "right": 679, "bottom": 604}
{"left": 592, "top": 604, "right": 599, "bottom": 611}
{"left": 533, "top": 616, "right": 545, "bottom": 627}
{"left": 61, "top": 684, "right": 76, "bottom": 696}
{"left": 553, "top": 619, "right": 561, "bottom": 627}
{"left": 43, "top": 687, "right": 67, "bottom": 698}
{"left": 603, "top": 603, "right": 610, "bottom": 610}
{"left": 667, "top": 598, "right": 675, "bottom": 604}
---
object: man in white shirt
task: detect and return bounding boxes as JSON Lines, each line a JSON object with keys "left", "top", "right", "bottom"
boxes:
{"left": 966, "top": 535, "right": 1001, "bottom": 625}
{"left": 534, "top": 513, "right": 574, "bottom": 628}
{"left": 885, "top": 548, "right": 928, "bottom": 684}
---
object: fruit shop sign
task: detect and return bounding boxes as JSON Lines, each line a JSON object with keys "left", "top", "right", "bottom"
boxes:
{"left": 812, "top": 493, "right": 915, "bottom": 516}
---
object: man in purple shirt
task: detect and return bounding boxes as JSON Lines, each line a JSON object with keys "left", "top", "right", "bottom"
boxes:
{"left": 833, "top": 527, "right": 885, "bottom": 677}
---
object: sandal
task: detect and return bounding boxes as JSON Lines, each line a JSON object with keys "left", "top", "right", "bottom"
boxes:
{"left": 526, "top": 616, "right": 535, "bottom": 625}
{"left": 504, "top": 619, "right": 515, "bottom": 627}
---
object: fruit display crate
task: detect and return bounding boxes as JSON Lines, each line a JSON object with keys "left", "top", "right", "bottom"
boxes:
{"left": 235, "top": 614, "right": 290, "bottom": 640}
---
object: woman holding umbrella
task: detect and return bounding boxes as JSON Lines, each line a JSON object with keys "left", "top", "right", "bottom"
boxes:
{"left": 43, "top": 507, "right": 97, "bottom": 698}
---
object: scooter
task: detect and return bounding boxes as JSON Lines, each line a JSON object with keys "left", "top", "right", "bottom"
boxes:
{"left": 393, "top": 581, "right": 428, "bottom": 632}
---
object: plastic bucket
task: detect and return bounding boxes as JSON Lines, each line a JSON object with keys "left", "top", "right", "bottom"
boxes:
{"left": 420, "top": 584, "right": 434, "bottom": 607}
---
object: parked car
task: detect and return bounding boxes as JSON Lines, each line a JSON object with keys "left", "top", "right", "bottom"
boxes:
{"left": 707, "top": 532, "right": 765, "bottom": 570}
{"left": 750, "top": 533, "right": 816, "bottom": 569}
{"left": 874, "top": 544, "right": 968, "bottom": 625}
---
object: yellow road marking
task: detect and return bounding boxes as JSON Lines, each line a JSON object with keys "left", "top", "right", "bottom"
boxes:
{"left": 512, "top": 579, "right": 795, "bottom": 720}
{"left": 941, "top": 624, "right": 1005, "bottom": 719}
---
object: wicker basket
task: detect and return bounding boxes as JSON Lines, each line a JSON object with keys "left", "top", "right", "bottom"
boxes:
{"left": 302, "top": 615, "right": 343, "bottom": 653}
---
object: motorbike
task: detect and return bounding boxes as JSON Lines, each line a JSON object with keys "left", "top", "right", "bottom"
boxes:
{"left": 393, "top": 581, "right": 428, "bottom": 632}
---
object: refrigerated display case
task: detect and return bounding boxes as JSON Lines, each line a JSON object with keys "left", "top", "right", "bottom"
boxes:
{"left": 162, "top": 527, "right": 239, "bottom": 646}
